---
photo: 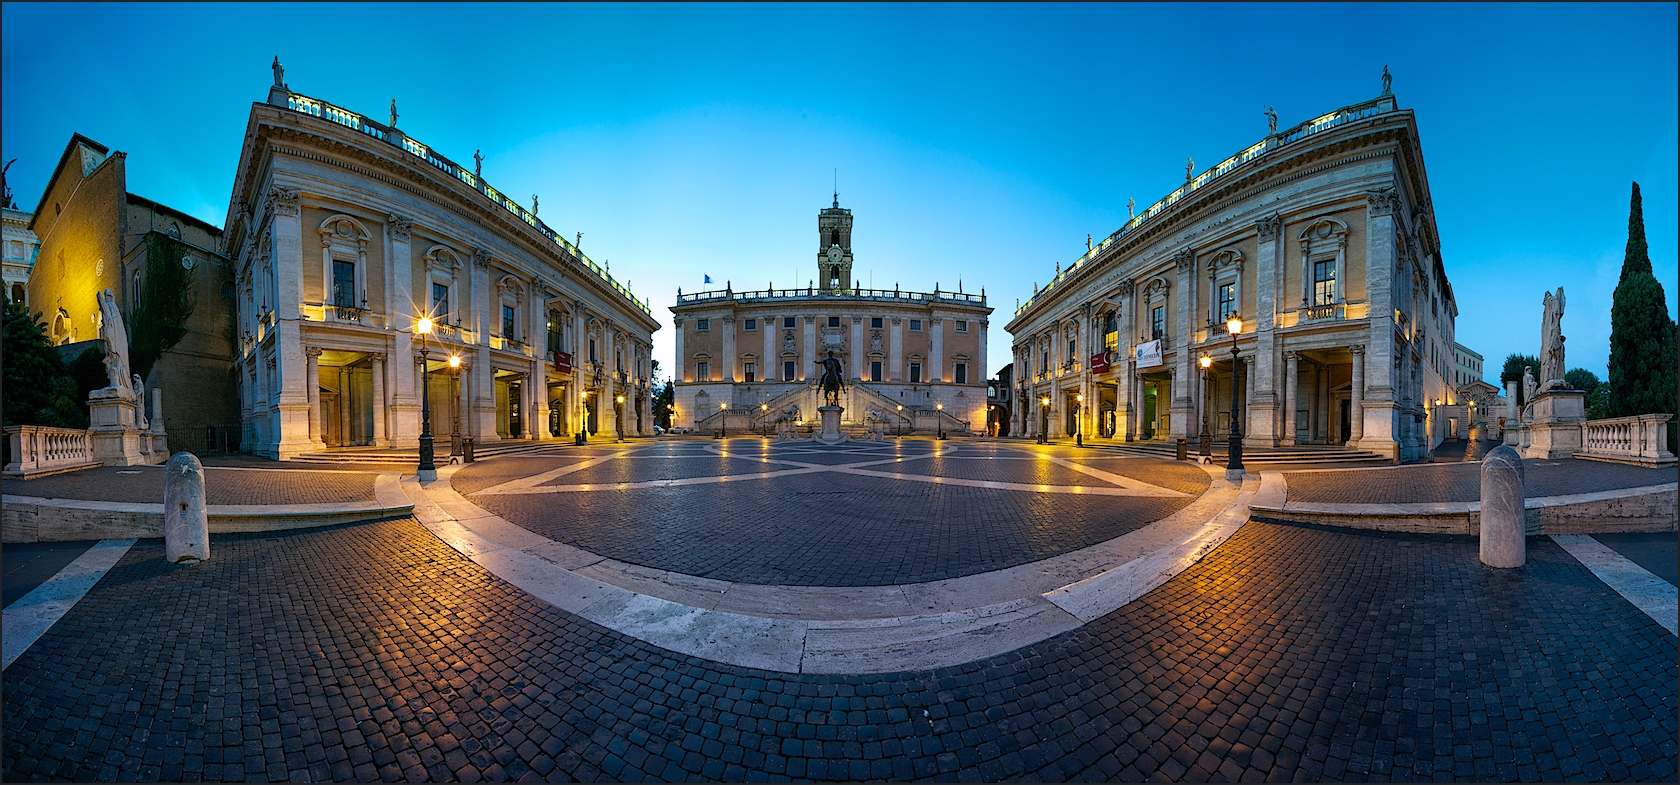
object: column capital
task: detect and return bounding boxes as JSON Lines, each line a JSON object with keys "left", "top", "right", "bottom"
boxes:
{"left": 1283, "top": 350, "right": 1300, "bottom": 362}
{"left": 369, "top": 352, "right": 386, "bottom": 364}
{"left": 386, "top": 214, "right": 413, "bottom": 243}
{"left": 1349, "top": 344, "right": 1366, "bottom": 356}
{"left": 305, "top": 346, "right": 323, "bottom": 358}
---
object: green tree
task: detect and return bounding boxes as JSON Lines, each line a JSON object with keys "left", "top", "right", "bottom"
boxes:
{"left": 1608, "top": 271, "right": 1678, "bottom": 416}
{"left": 1619, "top": 181, "right": 1652, "bottom": 285}
{"left": 654, "top": 380, "right": 674, "bottom": 429}
{"left": 1564, "top": 367, "right": 1600, "bottom": 395}
{"left": 1, "top": 296, "right": 87, "bottom": 429}
{"left": 128, "top": 233, "right": 198, "bottom": 382}
{"left": 1499, "top": 353, "right": 1541, "bottom": 385}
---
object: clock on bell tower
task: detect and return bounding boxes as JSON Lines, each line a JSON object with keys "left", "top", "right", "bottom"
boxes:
{"left": 817, "top": 192, "right": 853, "bottom": 293}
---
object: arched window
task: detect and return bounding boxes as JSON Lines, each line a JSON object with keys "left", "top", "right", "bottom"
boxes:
{"left": 830, "top": 228, "right": 840, "bottom": 246}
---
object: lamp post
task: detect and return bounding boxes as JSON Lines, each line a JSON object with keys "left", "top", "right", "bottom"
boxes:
{"left": 1199, "top": 354, "right": 1213, "bottom": 457}
{"left": 719, "top": 401, "right": 728, "bottom": 439}
{"left": 896, "top": 404, "right": 904, "bottom": 438}
{"left": 449, "top": 354, "right": 462, "bottom": 455}
{"left": 615, "top": 394, "right": 626, "bottom": 442}
{"left": 1075, "top": 393, "right": 1084, "bottom": 447}
{"left": 580, "top": 390, "right": 591, "bottom": 444}
{"left": 936, "top": 401, "right": 945, "bottom": 440}
{"left": 1038, "top": 395, "right": 1050, "bottom": 444}
{"left": 761, "top": 403, "right": 769, "bottom": 437}
{"left": 416, "top": 316, "right": 436, "bottom": 481}
{"left": 1224, "top": 315, "right": 1244, "bottom": 480}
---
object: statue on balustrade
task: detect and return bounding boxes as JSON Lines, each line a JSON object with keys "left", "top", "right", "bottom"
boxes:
{"left": 1540, "top": 287, "right": 1566, "bottom": 389}
{"left": 94, "top": 289, "right": 134, "bottom": 400}
{"left": 1381, "top": 65, "right": 1393, "bottom": 94}
{"left": 271, "top": 56, "right": 284, "bottom": 88}
{"left": 1264, "top": 105, "right": 1278, "bottom": 134}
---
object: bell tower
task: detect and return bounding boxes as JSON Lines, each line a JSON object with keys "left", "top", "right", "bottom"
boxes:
{"left": 817, "top": 192, "right": 853, "bottom": 293}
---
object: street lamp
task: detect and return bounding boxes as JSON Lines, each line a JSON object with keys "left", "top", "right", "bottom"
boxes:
{"left": 761, "top": 403, "right": 769, "bottom": 437}
{"left": 1038, "top": 395, "right": 1050, "bottom": 444}
{"left": 416, "top": 316, "right": 436, "bottom": 481}
{"left": 449, "top": 354, "right": 462, "bottom": 455}
{"left": 896, "top": 404, "right": 904, "bottom": 438}
{"left": 1225, "top": 315, "right": 1245, "bottom": 480}
{"left": 580, "top": 390, "right": 592, "bottom": 444}
{"left": 719, "top": 401, "right": 728, "bottom": 439}
{"left": 936, "top": 401, "right": 945, "bottom": 440}
{"left": 1074, "top": 393, "right": 1084, "bottom": 447}
{"left": 1199, "top": 354, "right": 1213, "bottom": 457}
{"left": 616, "top": 394, "right": 626, "bottom": 442}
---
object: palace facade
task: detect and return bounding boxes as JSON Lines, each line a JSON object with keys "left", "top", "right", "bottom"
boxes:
{"left": 1006, "top": 84, "right": 1455, "bottom": 462}
{"left": 670, "top": 198, "right": 991, "bottom": 434}
{"left": 225, "top": 74, "right": 659, "bottom": 459}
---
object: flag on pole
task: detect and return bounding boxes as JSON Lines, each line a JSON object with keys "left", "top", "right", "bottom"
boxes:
{"left": 703, "top": 275, "right": 713, "bottom": 284}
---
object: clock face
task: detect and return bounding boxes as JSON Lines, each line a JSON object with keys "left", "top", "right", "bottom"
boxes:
{"left": 826, "top": 245, "right": 843, "bottom": 262}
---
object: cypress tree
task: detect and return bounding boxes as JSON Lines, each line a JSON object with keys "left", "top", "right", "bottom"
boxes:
{"left": 1619, "top": 182, "right": 1652, "bottom": 285}
{"left": 1606, "top": 180, "right": 1677, "bottom": 438}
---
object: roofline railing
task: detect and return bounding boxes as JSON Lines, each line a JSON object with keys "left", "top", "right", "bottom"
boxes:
{"left": 674, "top": 285, "right": 987, "bottom": 307}
{"left": 282, "top": 91, "right": 651, "bottom": 317}
{"left": 1015, "top": 93, "right": 1399, "bottom": 317}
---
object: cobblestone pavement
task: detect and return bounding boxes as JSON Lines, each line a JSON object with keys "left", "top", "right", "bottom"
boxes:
{"left": 1284, "top": 458, "right": 1675, "bottom": 505}
{"left": 2, "top": 541, "right": 97, "bottom": 608}
{"left": 454, "top": 441, "right": 1210, "bottom": 586}
{"left": 0, "top": 465, "right": 379, "bottom": 506}
{"left": 3, "top": 517, "right": 1673, "bottom": 783}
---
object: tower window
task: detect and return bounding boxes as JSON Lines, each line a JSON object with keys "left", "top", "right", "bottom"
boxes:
{"left": 830, "top": 228, "right": 840, "bottom": 246}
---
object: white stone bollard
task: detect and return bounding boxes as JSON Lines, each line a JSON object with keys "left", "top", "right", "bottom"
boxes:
{"left": 1479, "top": 445, "right": 1525, "bottom": 568}
{"left": 164, "top": 451, "right": 209, "bottom": 564}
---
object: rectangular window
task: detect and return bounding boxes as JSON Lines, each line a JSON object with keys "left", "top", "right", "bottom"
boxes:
{"left": 1217, "top": 283, "right": 1235, "bottom": 322}
{"left": 589, "top": 339, "right": 598, "bottom": 363}
{"left": 828, "top": 316, "right": 840, "bottom": 328}
{"left": 910, "top": 362, "right": 923, "bottom": 383}
{"left": 502, "top": 304, "right": 516, "bottom": 339}
{"left": 955, "top": 320, "right": 968, "bottom": 333}
{"left": 546, "top": 310, "right": 561, "bottom": 352}
{"left": 332, "top": 259, "right": 356, "bottom": 308}
{"left": 1042, "top": 352, "right": 1049, "bottom": 374}
{"left": 783, "top": 316, "right": 796, "bottom": 328}
{"left": 743, "top": 318, "right": 756, "bottom": 331}
{"left": 1151, "top": 306, "right": 1165, "bottom": 340}
{"left": 744, "top": 362, "right": 756, "bottom": 383}
{"left": 783, "top": 360, "right": 795, "bottom": 381}
{"left": 870, "top": 361, "right": 883, "bottom": 382}
{"left": 697, "top": 318, "right": 710, "bottom": 331}
{"left": 433, "top": 282, "right": 450, "bottom": 320}
{"left": 871, "top": 317, "right": 883, "bottom": 329}
{"left": 955, "top": 363, "right": 968, "bottom": 384}
{"left": 697, "top": 361, "right": 709, "bottom": 380}
{"left": 909, "top": 319, "right": 922, "bottom": 331}
{"left": 1067, "top": 339, "right": 1076, "bottom": 363}
{"left": 1313, "top": 260, "right": 1336, "bottom": 305}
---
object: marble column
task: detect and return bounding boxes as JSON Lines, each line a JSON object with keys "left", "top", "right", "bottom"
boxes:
{"left": 338, "top": 367, "right": 352, "bottom": 446}
{"left": 305, "top": 347, "right": 324, "bottom": 449}
{"left": 1350, "top": 345, "right": 1366, "bottom": 443}
{"left": 370, "top": 353, "right": 388, "bottom": 447}
{"left": 1283, "top": 351, "right": 1299, "bottom": 446}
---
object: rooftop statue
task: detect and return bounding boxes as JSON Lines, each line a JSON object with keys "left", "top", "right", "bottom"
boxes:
{"left": 389, "top": 99, "right": 399, "bottom": 129}
{"left": 1382, "top": 65, "right": 1393, "bottom": 94}
{"left": 1265, "top": 105, "right": 1278, "bottom": 134}
{"left": 473, "top": 149, "right": 483, "bottom": 178}
{"left": 271, "top": 56, "right": 284, "bottom": 88}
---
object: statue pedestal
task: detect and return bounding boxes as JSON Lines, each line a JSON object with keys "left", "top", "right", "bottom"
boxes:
{"left": 815, "top": 405, "right": 846, "bottom": 445}
{"left": 1521, "top": 389, "right": 1585, "bottom": 460}
{"left": 88, "top": 393, "right": 145, "bottom": 467}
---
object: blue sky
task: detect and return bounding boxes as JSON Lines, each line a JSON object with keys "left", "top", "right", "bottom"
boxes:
{"left": 3, "top": 2, "right": 1675, "bottom": 383}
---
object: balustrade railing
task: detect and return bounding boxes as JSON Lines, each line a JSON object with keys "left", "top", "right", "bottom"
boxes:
{"left": 676, "top": 286, "right": 986, "bottom": 306}
{"left": 1017, "top": 94, "right": 1400, "bottom": 316}
{"left": 1578, "top": 414, "right": 1675, "bottom": 464}
{"left": 3, "top": 425, "right": 97, "bottom": 478}
{"left": 283, "top": 90, "right": 649, "bottom": 316}
{"left": 1303, "top": 303, "right": 1340, "bottom": 322}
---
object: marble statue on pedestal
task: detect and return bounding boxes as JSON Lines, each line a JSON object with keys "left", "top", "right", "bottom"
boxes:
{"left": 1541, "top": 287, "right": 1566, "bottom": 389}
{"left": 94, "top": 289, "right": 133, "bottom": 400}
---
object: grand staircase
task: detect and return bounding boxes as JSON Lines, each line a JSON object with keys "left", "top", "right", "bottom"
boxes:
{"left": 286, "top": 439, "right": 568, "bottom": 465}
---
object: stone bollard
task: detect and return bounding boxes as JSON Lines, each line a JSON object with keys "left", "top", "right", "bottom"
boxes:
{"left": 1479, "top": 445, "right": 1525, "bottom": 568}
{"left": 164, "top": 451, "right": 209, "bottom": 564}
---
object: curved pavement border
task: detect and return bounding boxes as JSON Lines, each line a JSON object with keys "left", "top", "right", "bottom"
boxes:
{"left": 402, "top": 460, "right": 1259, "bottom": 673}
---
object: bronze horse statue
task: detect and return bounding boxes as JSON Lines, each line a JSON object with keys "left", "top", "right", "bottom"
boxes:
{"left": 816, "top": 351, "right": 846, "bottom": 406}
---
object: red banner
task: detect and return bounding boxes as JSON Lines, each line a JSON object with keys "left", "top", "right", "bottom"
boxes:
{"left": 553, "top": 350, "right": 572, "bottom": 374}
{"left": 1090, "top": 351, "right": 1110, "bottom": 374}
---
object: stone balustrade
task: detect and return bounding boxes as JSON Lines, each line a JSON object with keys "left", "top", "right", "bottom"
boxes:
{"left": 1578, "top": 414, "right": 1676, "bottom": 466}
{"left": 3, "top": 426, "right": 100, "bottom": 479}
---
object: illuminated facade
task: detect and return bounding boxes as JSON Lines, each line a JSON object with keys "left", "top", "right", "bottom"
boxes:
{"left": 224, "top": 73, "right": 659, "bottom": 459}
{"left": 23, "top": 134, "right": 239, "bottom": 450}
{"left": 669, "top": 198, "right": 991, "bottom": 434}
{"left": 3, "top": 206, "right": 37, "bottom": 308}
{"left": 1006, "top": 84, "right": 1455, "bottom": 461}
